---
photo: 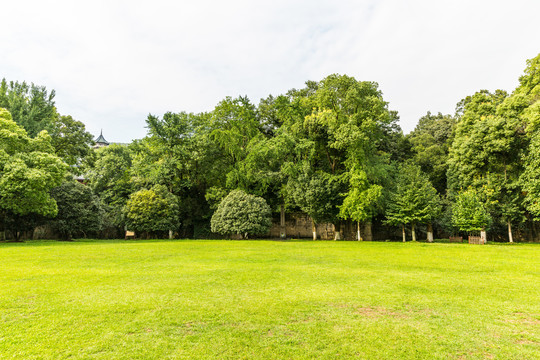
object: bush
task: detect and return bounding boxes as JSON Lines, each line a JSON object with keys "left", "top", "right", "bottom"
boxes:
{"left": 123, "top": 185, "right": 179, "bottom": 237}
{"left": 210, "top": 189, "right": 271, "bottom": 239}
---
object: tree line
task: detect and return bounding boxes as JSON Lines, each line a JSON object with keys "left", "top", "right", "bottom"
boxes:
{"left": 1, "top": 53, "right": 539, "bottom": 242}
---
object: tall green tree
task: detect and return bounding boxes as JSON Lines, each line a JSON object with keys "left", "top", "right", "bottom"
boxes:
{"left": 452, "top": 188, "right": 491, "bottom": 240}
{"left": 282, "top": 74, "right": 399, "bottom": 239}
{"left": 86, "top": 144, "right": 133, "bottom": 232}
{"left": 385, "top": 163, "right": 441, "bottom": 242}
{"left": 0, "top": 79, "right": 57, "bottom": 137}
{"left": 0, "top": 108, "right": 67, "bottom": 240}
{"left": 517, "top": 54, "right": 540, "bottom": 229}
{"left": 48, "top": 115, "right": 94, "bottom": 169}
{"left": 407, "top": 112, "right": 455, "bottom": 194}
{"left": 447, "top": 87, "right": 528, "bottom": 242}
{"left": 339, "top": 169, "right": 382, "bottom": 240}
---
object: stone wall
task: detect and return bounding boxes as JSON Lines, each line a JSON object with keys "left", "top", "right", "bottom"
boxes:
{"left": 268, "top": 212, "right": 369, "bottom": 240}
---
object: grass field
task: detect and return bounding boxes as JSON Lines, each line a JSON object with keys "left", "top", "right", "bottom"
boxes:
{"left": 0, "top": 240, "right": 539, "bottom": 359}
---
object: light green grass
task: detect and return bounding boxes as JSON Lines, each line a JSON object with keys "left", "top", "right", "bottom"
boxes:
{"left": 1, "top": 240, "right": 539, "bottom": 359}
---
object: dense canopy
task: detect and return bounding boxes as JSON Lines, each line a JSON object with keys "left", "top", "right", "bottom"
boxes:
{"left": 1, "top": 53, "right": 540, "bottom": 242}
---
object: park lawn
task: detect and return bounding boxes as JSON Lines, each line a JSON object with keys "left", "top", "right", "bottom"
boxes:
{"left": 0, "top": 240, "right": 538, "bottom": 360}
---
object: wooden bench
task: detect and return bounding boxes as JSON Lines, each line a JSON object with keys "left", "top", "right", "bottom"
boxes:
{"left": 468, "top": 235, "right": 483, "bottom": 244}
{"left": 125, "top": 231, "right": 136, "bottom": 240}
{"left": 449, "top": 236, "right": 463, "bottom": 243}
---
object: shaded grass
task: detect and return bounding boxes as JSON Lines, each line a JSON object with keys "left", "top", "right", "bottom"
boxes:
{"left": 1, "top": 240, "right": 539, "bottom": 359}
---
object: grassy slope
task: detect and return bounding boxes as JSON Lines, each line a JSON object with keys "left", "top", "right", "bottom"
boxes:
{"left": 0, "top": 240, "right": 538, "bottom": 359}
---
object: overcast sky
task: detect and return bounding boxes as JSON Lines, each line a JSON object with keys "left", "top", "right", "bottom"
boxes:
{"left": 2, "top": 0, "right": 539, "bottom": 143}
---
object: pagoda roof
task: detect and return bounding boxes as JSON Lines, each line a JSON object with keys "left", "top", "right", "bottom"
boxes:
{"left": 95, "top": 131, "right": 109, "bottom": 145}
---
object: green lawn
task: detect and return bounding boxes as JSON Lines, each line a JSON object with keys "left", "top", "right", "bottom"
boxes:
{"left": 1, "top": 240, "right": 539, "bottom": 359}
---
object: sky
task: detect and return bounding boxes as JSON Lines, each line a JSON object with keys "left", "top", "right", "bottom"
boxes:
{"left": 2, "top": 0, "right": 539, "bottom": 143}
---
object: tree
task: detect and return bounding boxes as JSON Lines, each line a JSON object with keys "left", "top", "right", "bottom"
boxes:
{"left": 210, "top": 189, "right": 271, "bottom": 239}
{"left": 521, "top": 119, "right": 540, "bottom": 220}
{"left": 123, "top": 185, "right": 180, "bottom": 238}
{"left": 448, "top": 88, "right": 528, "bottom": 242}
{"left": 0, "top": 108, "right": 67, "bottom": 240}
{"left": 282, "top": 74, "right": 398, "bottom": 239}
{"left": 286, "top": 166, "right": 344, "bottom": 240}
{"left": 452, "top": 188, "right": 491, "bottom": 241}
{"left": 517, "top": 54, "right": 540, "bottom": 228}
{"left": 137, "top": 111, "right": 225, "bottom": 237}
{"left": 407, "top": 112, "right": 456, "bottom": 194}
{"left": 50, "top": 181, "right": 104, "bottom": 240}
{"left": 339, "top": 169, "right": 382, "bottom": 240}
{"left": 48, "top": 115, "right": 94, "bottom": 169}
{"left": 385, "top": 163, "right": 441, "bottom": 242}
{"left": 86, "top": 143, "right": 133, "bottom": 231}
{"left": 0, "top": 79, "right": 57, "bottom": 137}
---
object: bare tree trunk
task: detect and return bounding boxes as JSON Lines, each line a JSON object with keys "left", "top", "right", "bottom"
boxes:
{"left": 312, "top": 219, "right": 317, "bottom": 240}
{"left": 508, "top": 221, "right": 513, "bottom": 243}
{"left": 411, "top": 223, "right": 416, "bottom": 242}
{"left": 402, "top": 225, "right": 406, "bottom": 242}
{"left": 280, "top": 203, "right": 286, "bottom": 239}
{"left": 169, "top": 230, "right": 173, "bottom": 239}
{"left": 427, "top": 223, "right": 434, "bottom": 243}
{"left": 480, "top": 228, "right": 487, "bottom": 244}
{"left": 334, "top": 222, "right": 341, "bottom": 240}
{"left": 357, "top": 221, "right": 362, "bottom": 241}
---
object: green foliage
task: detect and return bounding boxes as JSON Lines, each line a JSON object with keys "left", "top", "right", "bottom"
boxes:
{"left": 286, "top": 166, "right": 344, "bottom": 224}
{"left": 87, "top": 144, "right": 133, "bottom": 228}
{"left": 210, "top": 189, "right": 271, "bottom": 238}
{"left": 516, "top": 53, "right": 540, "bottom": 98}
{"left": 452, "top": 188, "right": 491, "bottom": 232}
{"left": 407, "top": 112, "right": 455, "bottom": 194}
{"left": 205, "top": 186, "right": 228, "bottom": 210}
{"left": 50, "top": 181, "right": 104, "bottom": 240}
{"left": 385, "top": 163, "right": 441, "bottom": 227}
{"left": 339, "top": 169, "right": 382, "bottom": 223}
{"left": 0, "top": 78, "right": 57, "bottom": 137}
{"left": 124, "top": 185, "right": 179, "bottom": 235}
{"left": 48, "top": 115, "right": 94, "bottom": 169}
{"left": 137, "top": 111, "right": 223, "bottom": 235}
{"left": 520, "top": 131, "right": 540, "bottom": 219}
{"left": 0, "top": 108, "right": 67, "bottom": 219}
{"left": 229, "top": 131, "right": 295, "bottom": 207}
{"left": 210, "top": 96, "right": 261, "bottom": 164}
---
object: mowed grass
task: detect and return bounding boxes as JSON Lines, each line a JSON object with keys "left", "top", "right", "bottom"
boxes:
{"left": 0, "top": 240, "right": 539, "bottom": 359}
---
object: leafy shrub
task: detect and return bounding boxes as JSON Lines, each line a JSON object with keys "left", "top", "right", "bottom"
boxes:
{"left": 123, "top": 185, "right": 179, "bottom": 237}
{"left": 210, "top": 189, "right": 271, "bottom": 239}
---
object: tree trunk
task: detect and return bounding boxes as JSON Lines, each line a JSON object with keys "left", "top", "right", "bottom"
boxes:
{"left": 480, "top": 228, "right": 487, "bottom": 244}
{"left": 169, "top": 230, "right": 173, "bottom": 239}
{"left": 280, "top": 203, "right": 286, "bottom": 239}
{"left": 402, "top": 225, "right": 406, "bottom": 242}
{"left": 427, "top": 223, "right": 434, "bottom": 243}
{"left": 411, "top": 223, "right": 416, "bottom": 242}
{"left": 312, "top": 219, "right": 317, "bottom": 240}
{"left": 507, "top": 221, "right": 513, "bottom": 243}
{"left": 334, "top": 222, "right": 341, "bottom": 240}
{"left": 357, "top": 221, "right": 362, "bottom": 241}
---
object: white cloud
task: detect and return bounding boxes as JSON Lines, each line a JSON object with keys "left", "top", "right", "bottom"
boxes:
{"left": 1, "top": 0, "right": 539, "bottom": 141}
